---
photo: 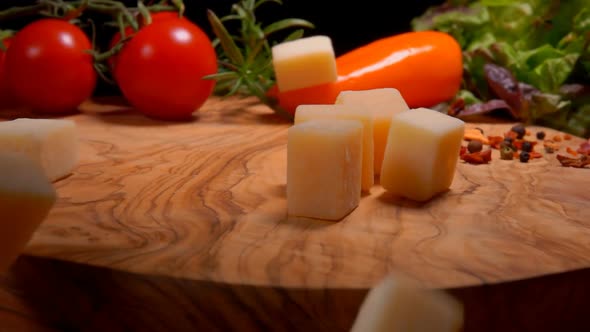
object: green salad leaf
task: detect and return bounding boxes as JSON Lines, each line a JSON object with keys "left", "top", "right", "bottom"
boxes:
{"left": 412, "top": 0, "right": 590, "bottom": 138}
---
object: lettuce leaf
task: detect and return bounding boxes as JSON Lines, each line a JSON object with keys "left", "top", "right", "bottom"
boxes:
{"left": 413, "top": 0, "right": 590, "bottom": 137}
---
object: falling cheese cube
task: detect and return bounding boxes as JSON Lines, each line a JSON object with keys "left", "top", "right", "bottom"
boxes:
{"left": 335, "top": 88, "right": 409, "bottom": 175}
{"left": 0, "top": 118, "right": 79, "bottom": 182}
{"left": 294, "top": 104, "right": 374, "bottom": 192}
{"left": 271, "top": 35, "right": 337, "bottom": 92}
{"left": 351, "top": 274, "right": 464, "bottom": 332}
{"left": 0, "top": 152, "right": 57, "bottom": 272}
{"left": 380, "top": 108, "right": 464, "bottom": 202}
{"left": 287, "top": 119, "right": 362, "bottom": 221}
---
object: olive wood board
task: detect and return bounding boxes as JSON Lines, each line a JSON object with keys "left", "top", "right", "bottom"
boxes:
{"left": 1, "top": 96, "right": 588, "bottom": 290}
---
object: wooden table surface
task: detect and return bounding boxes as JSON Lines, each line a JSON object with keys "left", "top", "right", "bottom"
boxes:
{"left": 1, "top": 96, "right": 589, "bottom": 331}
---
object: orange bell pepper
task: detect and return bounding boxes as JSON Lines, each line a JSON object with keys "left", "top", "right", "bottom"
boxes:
{"left": 268, "top": 30, "right": 463, "bottom": 115}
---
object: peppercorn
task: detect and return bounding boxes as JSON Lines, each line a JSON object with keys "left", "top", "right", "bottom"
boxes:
{"left": 467, "top": 140, "right": 483, "bottom": 153}
{"left": 521, "top": 141, "right": 533, "bottom": 152}
{"left": 519, "top": 151, "right": 530, "bottom": 163}
{"left": 501, "top": 138, "right": 516, "bottom": 151}
{"left": 511, "top": 124, "right": 526, "bottom": 139}
{"left": 500, "top": 146, "right": 514, "bottom": 160}
{"left": 536, "top": 131, "right": 545, "bottom": 140}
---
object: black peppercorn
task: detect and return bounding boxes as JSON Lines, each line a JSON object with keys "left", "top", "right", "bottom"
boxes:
{"left": 521, "top": 141, "right": 532, "bottom": 152}
{"left": 519, "top": 151, "right": 530, "bottom": 163}
{"left": 536, "top": 131, "right": 546, "bottom": 140}
{"left": 511, "top": 124, "right": 526, "bottom": 139}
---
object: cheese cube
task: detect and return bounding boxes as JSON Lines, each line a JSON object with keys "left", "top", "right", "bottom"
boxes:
{"left": 0, "top": 152, "right": 56, "bottom": 271}
{"left": 0, "top": 118, "right": 78, "bottom": 182}
{"left": 335, "top": 88, "right": 409, "bottom": 175}
{"left": 351, "top": 274, "right": 464, "bottom": 332}
{"left": 294, "top": 104, "right": 374, "bottom": 192}
{"left": 287, "top": 119, "right": 362, "bottom": 221}
{"left": 271, "top": 35, "right": 337, "bottom": 92}
{"left": 380, "top": 108, "right": 464, "bottom": 202}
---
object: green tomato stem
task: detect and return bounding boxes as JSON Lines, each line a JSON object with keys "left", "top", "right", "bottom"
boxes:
{"left": 0, "top": 3, "right": 46, "bottom": 21}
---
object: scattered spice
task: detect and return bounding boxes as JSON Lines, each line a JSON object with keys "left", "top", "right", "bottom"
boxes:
{"left": 504, "top": 130, "right": 518, "bottom": 141}
{"left": 488, "top": 135, "right": 504, "bottom": 149}
{"left": 521, "top": 141, "right": 533, "bottom": 153}
{"left": 502, "top": 137, "right": 517, "bottom": 151}
{"left": 543, "top": 140, "right": 560, "bottom": 153}
{"left": 464, "top": 128, "right": 489, "bottom": 144}
{"left": 566, "top": 146, "right": 579, "bottom": 157}
{"left": 468, "top": 140, "right": 483, "bottom": 153}
{"left": 500, "top": 146, "right": 514, "bottom": 160}
{"left": 461, "top": 148, "right": 492, "bottom": 165}
{"left": 500, "top": 142, "right": 515, "bottom": 153}
{"left": 460, "top": 124, "right": 586, "bottom": 167}
{"left": 513, "top": 140, "right": 537, "bottom": 151}
{"left": 557, "top": 154, "right": 590, "bottom": 168}
{"left": 511, "top": 124, "right": 526, "bottom": 139}
{"left": 459, "top": 145, "right": 467, "bottom": 157}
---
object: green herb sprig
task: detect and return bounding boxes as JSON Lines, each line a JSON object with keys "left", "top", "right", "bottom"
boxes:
{"left": 206, "top": 0, "right": 315, "bottom": 120}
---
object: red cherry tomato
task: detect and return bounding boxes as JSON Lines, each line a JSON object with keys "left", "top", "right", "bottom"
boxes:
{"left": 114, "top": 18, "right": 217, "bottom": 120}
{"left": 107, "top": 12, "right": 184, "bottom": 75}
{"left": 5, "top": 19, "right": 97, "bottom": 114}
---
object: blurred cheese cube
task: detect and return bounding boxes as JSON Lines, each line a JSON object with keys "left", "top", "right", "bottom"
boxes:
{"left": 271, "top": 35, "right": 337, "bottom": 92}
{"left": 380, "top": 108, "right": 464, "bottom": 201}
{"left": 336, "top": 88, "right": 409, "bottom": 175}
{"left": 0, "top": 118, "right": 78, "bottom": 181}
{"left": 351, "top": 274, "right": 464, "bottom": 332}
{"left": 0, "top": 152, "right": 56, "bottom": 271}
{"left": 294, "top": 104, "right": 374, "bottom": 192}
{"left": 287, "top": 119, "right": 362, "bottom": 220}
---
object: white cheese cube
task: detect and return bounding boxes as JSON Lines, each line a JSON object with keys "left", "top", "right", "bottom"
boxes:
{"left": 380, "top": 108, "right": 464, "bottom": 201}
{"left": 294, "top": 104, "right": 374, "bottom": 192}
{"left": 0, "top": 118, "right": 79, "bottom": 181}
{"left": 0, "top": 152, "right": 56, "bottom": 271}
{"left": 335, "top": 88, "right": 410, "bottom": 175}
{"left": 287, "top": 119, "right": 362, "bottom": 221}
{"left": 351, "top": 274, "right": 464, "bottom": 332}
{"left": 271, "top": 35, "right": 338, "bottom": 92}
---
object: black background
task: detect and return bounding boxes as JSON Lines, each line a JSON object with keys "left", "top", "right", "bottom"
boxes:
{"left": 0, "top": 0, "right": 444, "bottom": 54}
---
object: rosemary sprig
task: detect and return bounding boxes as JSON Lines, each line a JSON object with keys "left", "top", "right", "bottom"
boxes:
{"left": 205, "top": 0, "right": 315, "bottom": 120}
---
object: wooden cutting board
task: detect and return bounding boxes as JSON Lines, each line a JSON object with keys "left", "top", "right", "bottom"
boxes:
{"left": 3, "top": 96, "right": 589, "bottom": 290}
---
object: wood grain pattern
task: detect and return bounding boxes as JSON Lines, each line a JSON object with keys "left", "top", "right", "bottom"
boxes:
{"left": 2, "top": 96, "right": 588, "bottom": 289}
